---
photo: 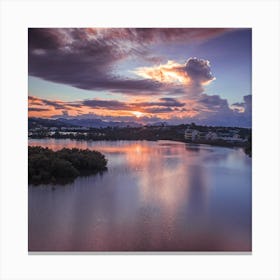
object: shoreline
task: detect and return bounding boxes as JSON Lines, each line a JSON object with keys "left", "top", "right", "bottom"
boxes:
{"left": 28, "top": 136, "right": 251, "bottom": 156}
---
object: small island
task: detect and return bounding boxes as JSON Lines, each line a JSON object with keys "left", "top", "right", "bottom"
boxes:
{"left": 28, "top": 146, "right": 108, "bottom": 185}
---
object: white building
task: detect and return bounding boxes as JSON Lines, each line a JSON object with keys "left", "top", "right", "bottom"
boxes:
{"left": 206, "top": 131, "right": 218, "bottom": 140}
{"left": 216, "top": 132, "right": 244, "bottom": 142}
{"left": 184, "top": 129, "right": 199, "bottom": 141}
{"left": 184, "top": 128, "right": 245, "bottom": 143}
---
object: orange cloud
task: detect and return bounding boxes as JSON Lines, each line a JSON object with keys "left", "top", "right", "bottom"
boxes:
{"left": 134, "top": 58, "right": 215, "bottom": 89}
{"left": 28, "top": 95, "right": 200, "bottom": 120}
{"left": 134, "top": 60, "right": 191, "bottom": 85}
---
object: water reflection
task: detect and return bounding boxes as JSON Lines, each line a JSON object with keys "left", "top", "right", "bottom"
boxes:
{"left": 184, "top": 143, "right": 201, "bottom": 152}
{"left": 29, "top": 139, "right": 251, "bottom": 251}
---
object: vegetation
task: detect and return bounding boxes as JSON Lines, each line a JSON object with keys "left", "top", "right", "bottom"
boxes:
{"left": 29, "top": 123, "right": 252, "bottom": 156}
{"left": 29, "top": 123, "right": 251, "bottom": 142}
{"left": 28, "top": 146, "right": 107, "bottom": 185}
{"left": 244, "top": 135, "right": 252, "bottom": 157}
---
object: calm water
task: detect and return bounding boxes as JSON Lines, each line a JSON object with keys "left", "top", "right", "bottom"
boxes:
{"left": 28, "top": 139, "right": 251, "bottom": 252}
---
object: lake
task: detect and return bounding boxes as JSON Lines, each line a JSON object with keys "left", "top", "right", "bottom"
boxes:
{"left": 28, "top": 139, "right": 252, "bottom": 252}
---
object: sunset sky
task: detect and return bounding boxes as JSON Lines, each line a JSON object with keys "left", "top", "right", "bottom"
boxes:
{"left": 28, "top": 28, "right": 252, "bottom": 127}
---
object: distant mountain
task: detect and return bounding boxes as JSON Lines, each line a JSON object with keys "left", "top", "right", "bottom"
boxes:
{"left": 56, "top": 118, "right": 142, "bottom": 128}
{"left": 28, "top": 117, "right": 77, "bottom": 129}
{"left": 147, "top": 121, "right": 168, "bottom": 127}
{"left": 28, "top": 117, "right": 142, "bottom": 129}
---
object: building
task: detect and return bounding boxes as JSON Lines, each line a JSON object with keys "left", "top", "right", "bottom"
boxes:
{"left": 206, "top": 131, "right": 218, "bottom": 140}
{"left": 216, "top": 132, "right": 245, "bottom": 143}
{"left": 184, "top": 128, "right": 199, "bottom": 141}
{"left": 184, "top": 127, "right": 245, "bottom": 143}
{"left": 197, "top": 131, "right": 208, "bottom": 140}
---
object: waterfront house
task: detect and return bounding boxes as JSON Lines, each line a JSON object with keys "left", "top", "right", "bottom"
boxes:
{"left": 184, "top": 128, "right": 199, "bottom": 141}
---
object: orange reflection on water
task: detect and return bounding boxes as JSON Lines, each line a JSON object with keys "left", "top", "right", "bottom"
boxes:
{"left": 29, "top": 140, "right": 210, "bottom": 214}
{"left": 29, "top": 139, "right": 252, "bottom": 251}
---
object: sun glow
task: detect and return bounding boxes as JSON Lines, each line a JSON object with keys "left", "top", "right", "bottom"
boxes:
{"left": 134, "top": 60, "right": 191, "bottom": 85}
{"left": 132, "top": 111, "right": 144, "bottom": 118}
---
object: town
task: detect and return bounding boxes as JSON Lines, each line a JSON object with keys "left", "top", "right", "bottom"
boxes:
{"left": 28, "top": 118, "right": 252, "bottom": 156}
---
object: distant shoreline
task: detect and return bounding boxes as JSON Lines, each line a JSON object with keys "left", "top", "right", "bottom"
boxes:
{"left": 28, "top": 136, "right": 252, "bottom": 157}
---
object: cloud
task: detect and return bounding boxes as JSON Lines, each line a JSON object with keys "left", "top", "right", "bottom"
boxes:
{"left": 28, "top": 29, "right": 251, "bottom": 127}
{"left": 29, "top": 48, "right": 161, "bottom": 94}
{"left": 134, "top": 58, "right": 215, "bottom": 96}
{"left": 28, "top": 107, "right": 50, "bottom": 112}
{"left": 29, "top": 29, "right": 163, "bottom": 94}
{"left": 28, "top": 29, "right": 63, "bottom": 50}
{"left": 230, "top": 95, "right": 252, "bottom": 114}
{"left": 83, "top": 28, "right": 232, "bottom": 46}
{"left": 82, "top": 97, "right": 186, "bottom": 113}
{"left": 143, "top": 107, "right": 176, "bottom": 114}
{"left": 28, "top": 95, "right": 188, "bottom": 117}
{"left": 185, "top": 58, "right": 215, "bottom": 85}
{"left": 28, "top": 28, "right": 230, "bottom": 94}
{"left": 28, "top": 94, "right": 252, "bottom": 127}
{"left": 198, "top": 94, "right": 228, "bottom": 110}
{"left": 83, "top": 99, "right": 130, "bottom": 110}
{"left": 192, "top": 94, "right": 252, "bottom": 127}
{"left": 134, "top": 60, "right": 190, "bottom": 84}
{"left": 132, "top": 97, "right": 185, "bottom": 108}
{"left": 62, "top": 110, "right": 69, "bottom": 116}
{"left": 243, "top": 94, "right": 252, "bottom": 114}
{"left": 28, "top": 95, "right": 70, "bottom": 110}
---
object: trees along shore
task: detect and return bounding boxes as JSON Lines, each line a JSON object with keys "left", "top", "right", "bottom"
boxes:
{"left": 28, "top": 146, "right": 107, "bottom": 185}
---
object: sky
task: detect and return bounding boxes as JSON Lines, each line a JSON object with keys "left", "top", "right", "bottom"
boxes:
{"left": 28, "top": 28, "right": 252, "bottom": 127}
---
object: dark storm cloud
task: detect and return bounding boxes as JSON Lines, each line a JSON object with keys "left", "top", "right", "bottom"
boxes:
{"left": 28, "top": 28, "right": 230, "bottom": 93}
{"left": 29, "top": 45, "right": 161, "bottom": 93}
{"left": 42, "top": 99, "right": 67, "bottom": 109}
{"left": 28, "top": 28, "right": 63, "bottom": 50}
{"left": 232, "top": 102, "right": 245, "bottom": 107}
{"left": 199, "top": 94, "right": 228, "bottom": 109}
{"left": 195, "top": 94, "right": 252, "bottom": 127}
{"left": 243, "top": 95, "right": 252, "bottom": 113}
{"left": 158, "top": 97, "right": 186, "bottom": 107}
{"left": 83, "top": 97, "right": 185, "bottom": 111}
{"left": 185, "top": 58, "right": 215, "bottom": 84}
{"left": 28, "top": 95, "right": 83, "bottom": 112}
{"left": 144, "top": 107, "right": 177, "bottom": 113}
{"left": 28, "top": 95, "right": 68, "bottom": 110}
{"left": 133, "top": 98, "right": 185, "bottom": 108}
{"left": 27, "top": 95, "right": 43, "bottom": 106}
{"left": 231, "top": 95, "right": 252, "bottom": 114}
{"left": 83, "top": 99, "right": 130, "bottom": 110}
{"left": 93, "top": 28, "right": 232, "bottom": 45}
{"left": 28, "top": 107, "right": 50, "bottom": 112}
{"left": 29, "top": 28, "right": 163, "bottom": 93}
